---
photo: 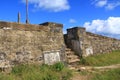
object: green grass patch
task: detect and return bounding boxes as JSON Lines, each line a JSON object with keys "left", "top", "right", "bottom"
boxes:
{"left": 92, "top": 68, "right": 120, "bottom": 80}
{"left": 0, "top": 73, "right": 15, "bottom": 80}
{"left": 79, "top": 50, "right": 120, "bottom": 66}
{"left": 0, "top": 62, "right": 72, "bottom": 80}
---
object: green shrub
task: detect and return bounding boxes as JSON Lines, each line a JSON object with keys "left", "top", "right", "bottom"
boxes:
{"left": 52, "top": 62, "right": 64, "bottom": 71}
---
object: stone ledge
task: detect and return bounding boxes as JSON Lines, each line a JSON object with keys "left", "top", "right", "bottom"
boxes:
{"left": 40, "top": 22, "right": 63, "bottom": 28}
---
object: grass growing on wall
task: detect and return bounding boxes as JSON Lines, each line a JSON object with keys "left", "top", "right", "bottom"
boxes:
{"left": 79, "top": 50, "right": 120, "bottom": 66}
{"left": 0, "top": 62, "right": 73, "bottom": 80}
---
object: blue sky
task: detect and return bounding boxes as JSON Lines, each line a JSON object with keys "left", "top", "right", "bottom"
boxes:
{"left": 0, "top": 0, "right": 120, "bottom": 39}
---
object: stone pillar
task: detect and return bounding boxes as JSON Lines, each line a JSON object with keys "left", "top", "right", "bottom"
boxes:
{"left": 26, "top": 0, "right": 29, "bottom": 24}
{"left": 65, "top": 27, "right": 86, "bottom": 57}
{"left": 18, "top": 12, "right": 20, "bottom": 24}
{"left": 77, "top": 27, "right": 86, "bottom": 57}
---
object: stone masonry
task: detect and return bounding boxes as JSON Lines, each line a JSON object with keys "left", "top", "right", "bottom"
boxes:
{"left": 0, "top": 21, "right": 65, "bottom": 69}
{"left": 64, "top": 27, "right": 120, "bottom": 57}
{"left": 0, "top": 21, "right": 120, "bottom": 71}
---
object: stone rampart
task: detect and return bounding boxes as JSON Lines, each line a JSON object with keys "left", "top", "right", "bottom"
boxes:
{"left": 0, "top": 21, "right": 65, "bottom": 67}
{"left": 64, "top": 27, "right": 120, "bottom": 57}
{"left": 86, "top": 32, "right": 120, "bottom": 55}
{"left": 0, "top": 21, "right": 120, "bottom": 70}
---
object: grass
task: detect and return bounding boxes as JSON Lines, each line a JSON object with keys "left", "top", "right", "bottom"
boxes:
{"left": 92, "top": 68, "right": 120, "bottom": 80}
{"left": 0, "top": 62, "right": 73, "bottom": 80}
{"left": 1, "top": 50, "right": 120, "bottom": 80}
{"left": 77, "top": 50, "right": 120, "bottom": 80}
{"left": 77, "top": 68, "right": 120, "bottom": 80}
{"left": 79, "top": 50, "right": 120, "bottom": 66}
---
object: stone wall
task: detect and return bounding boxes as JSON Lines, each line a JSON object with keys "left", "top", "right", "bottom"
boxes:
{"left": 64, "top": 27, "right": 120, "bottom": 57}
{"left": 64, "top": 27, "right": 86, "bottom": 57}
{"left": 0, "top": 21, "right": 65, "bottom": 66}
{"left": 1, "top": 21, "right": 120, "bottom": 69}
{"left": 86, "top": 32, "right": 120, "bottom": 55}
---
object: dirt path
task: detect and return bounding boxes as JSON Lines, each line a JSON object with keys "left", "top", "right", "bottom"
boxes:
{"left": 71, "top": 73, "right": 91, "bottom": 80}
{"left": 78, "top": 64, "right": 120, "bottom": 71}
{"left": 71, "top": 64, "right": 120, "bottom": 80}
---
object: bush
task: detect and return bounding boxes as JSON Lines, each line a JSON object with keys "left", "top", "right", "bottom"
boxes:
{"left": 52, "top": 62, "right": 64, "bottom": 71}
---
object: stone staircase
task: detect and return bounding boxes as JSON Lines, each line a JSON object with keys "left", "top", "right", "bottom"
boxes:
{"left": 65, "top": 48, "right": 80, "bottom": 69}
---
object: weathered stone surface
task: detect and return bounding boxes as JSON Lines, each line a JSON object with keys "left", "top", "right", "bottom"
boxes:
{"left": 0, "top": 21, "right": 65, "bottom": 67}
{"left": 85, "top": 46, "right": 93, "bottom": 56}
{"left": 0, "top": 52, "right": 11, "bottom": 72}
{"left": 0, "top": 52, "right": 6, "bottom": 60}
{"left": 64, "top": 27, "right": 120, "bottom": 57}
{"left": 43, "top": 50, "right": 61, "bottom": 65}
{"left": 0, "top": 21, "right": 120, "bottom": 70}
{"left": 65, "top": 27, "right": 86, "bottom": 57}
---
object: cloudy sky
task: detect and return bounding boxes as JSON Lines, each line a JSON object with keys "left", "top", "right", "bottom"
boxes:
{"left": 0, "top": 0, "right": 120, "bottom": 39}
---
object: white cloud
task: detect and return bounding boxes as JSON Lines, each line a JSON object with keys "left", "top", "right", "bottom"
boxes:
{"left": 22, "top": 0, "right": 70, "bottom": 12}
{"left": 69, "top": 19, "right": 76, "bottom": 23}
{"left": 83, "top": 17, "right": 120, "bottom": 39}
{"left": 92, "top": 0, "right": 120, "bottom": 10}
{"left": 95, "top": 0, "right": 107, "bottom": 7}
{"left": 105, "top": 2, "right": 120, "bottom": 10}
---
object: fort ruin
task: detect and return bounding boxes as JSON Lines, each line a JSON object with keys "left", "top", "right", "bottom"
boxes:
{"left": 64, "top": 27, "right": 120, "bottom": 57}
{"left": 0, "top": 21, "right": 120, "bottom": 71}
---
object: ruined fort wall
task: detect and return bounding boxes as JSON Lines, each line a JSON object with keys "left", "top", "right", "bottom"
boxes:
{"left": 0, "top": 21, "right": 65, "bottom": 65}
{"left": 64, "top": 27, "right": 86, "bottom": 57}
{"left": 85, "top": 32, "right": 120, "bottom": 55}
{"left": 64, "top": 27, "right": 120, "bottom": 57}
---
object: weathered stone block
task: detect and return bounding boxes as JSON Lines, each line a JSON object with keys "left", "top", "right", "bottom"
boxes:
{"left": 43, "top": 51, "right": 61, "bottom": 65}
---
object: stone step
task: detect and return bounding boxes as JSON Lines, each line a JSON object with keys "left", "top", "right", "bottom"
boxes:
{"left": 67, "top": 58, "right": 80, "bottom": 63}
{"left": 68, "top": 65, "right": 79, "bottom": 70}
{"left": 68, "top": 61, "right": 80, "bottom": 66}
{"left": 66, "top": 50, "right": 74, "bottom": 53}
{"left": 65, "top": 48, "right": 71, "bottom": 51}
{"left": 68, "top": 67, "right": 76, "bottom": 70}
{"left": 65, "top": 51, "right": 72, "bottom": 53}
{"left": 67, "top": 55, "right": 79, "bottom": 59}
{"left": 65, "top": 48, "right": 80, "bottom": 66}
{"left": 66, "top": 51, "right": 75, "bottom": 55}
{"left": 68, "top": 65, "right": 77, "bottom": 70}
